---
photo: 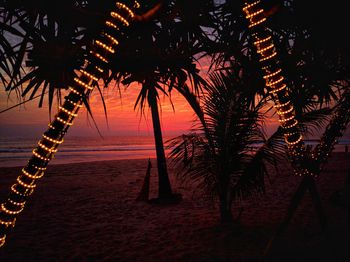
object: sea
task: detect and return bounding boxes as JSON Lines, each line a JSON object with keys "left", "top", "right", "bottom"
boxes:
{"left": 0, "top": 136, "right": 163, "bottom": 168}
{"left": 0, "top": 136, "right": 349, "bottom": 168}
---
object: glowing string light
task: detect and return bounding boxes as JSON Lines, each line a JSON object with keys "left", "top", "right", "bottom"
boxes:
{"left": 22, "top": 168, "right": 44, "bottom": 180}
{"left": 59, "top": 106, "right": 78, "bottom": 117}
{"left": 267, "top": 76, "right": 284, "bottom": 87}
{"left": 66, "top": 99, "right": 83, "bottom": 108}
{"left": 259, "top": 51, "right": 277, "bottom": 62}
{"left": 111, "top": 11, "right": 129, "bottom": 26}
{"left": 0, "top": 1, "right": 137, "bottom": 248}
{"left": 32, "top": 149, "right": 50, "bottom": 162}
{"left": 103, "top": 32, "right": 119, "bottom": 46}
{"left": 56, "top": 116, "right": 73, "bottom": 126}
{"left": 269, "top": 83, "right": 287, "bottom": 94}
{"left": 134, "top": 1, "right": 140, "bottom": 9}
{"left": 42, "top": 134, "right": 64, "bottom": 144}
{"left": 90, "top": 51, "right": 108, "bottom": 63}
{"left": 95, "top": 66, "right": 104, "bottom": 73}
{"left": 263, "top": 69, "right": 282, "bottom": 79}
{"left": 69, "top": 87, "right": 83, "bottom": 96}
{"left": 79, "top": 69, "right": 98, "bottom": 82}
{"left": 254, "top": 36, "right": 272, "bottom": 45}
{"left": 16, "top": 176, "right": 36, "bottom": 189}
{"left": 116, "top": 2, "right": 135, "bottom": 18}
{"left": 74, "top": 78, "right": 94, "bottom": 91}
{"left": 95, "top": 40, "right": 115, "bottom": 54}
{"left": 8, "top": 199, "right": 25, "bottom": 207}
{"left": 106, "top": 20, "right": 119, "bottom": 29}
{"left": 1, "top": 204, "right": 23, "bottom": 215}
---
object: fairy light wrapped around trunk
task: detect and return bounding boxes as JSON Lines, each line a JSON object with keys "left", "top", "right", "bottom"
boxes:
{"left": 312, "top": 89, "right": 350, "bottom": 171}
{"left": 0, "top": 1, "right": 140, "bottom": 248}
{"left": 242, "top": 0, "right": 310, "bottom": 176}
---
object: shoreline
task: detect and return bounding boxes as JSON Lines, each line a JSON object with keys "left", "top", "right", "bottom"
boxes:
{"left": 1, "top": 150, "right": 349, "bottom": 169}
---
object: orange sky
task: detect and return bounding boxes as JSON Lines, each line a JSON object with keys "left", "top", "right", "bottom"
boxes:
{"left": 0, "top": 83, "right": 200, "bottom": 138}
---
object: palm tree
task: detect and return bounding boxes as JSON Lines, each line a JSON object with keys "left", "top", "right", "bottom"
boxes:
{"left": 168, "top": 70, "right": 275, "bottom": 223}
{"left": 0, "top": 0, "right": 140, "bottom": 247}
{"left": 1, "top": 0, "right": 218, "bottom": 201}
{"left": 105, "top": 0, "right": 216, "bottom": 201}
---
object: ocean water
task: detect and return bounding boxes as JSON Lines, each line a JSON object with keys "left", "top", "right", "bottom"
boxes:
{"left": 0, "top": 136, "right": 165, "bottom": 167}
{"left": 0, "top": 136, "right": 349, "bottom": 168}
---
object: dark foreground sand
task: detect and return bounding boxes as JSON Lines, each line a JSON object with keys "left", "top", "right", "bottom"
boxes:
{"left": 0, "top": 153, "right": 349, "bottom": 261}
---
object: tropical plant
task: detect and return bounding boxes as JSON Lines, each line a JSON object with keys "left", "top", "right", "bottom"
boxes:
{"left": 168, "top": 70, "right": 277, "bottom": 223}
{"left": 0, "top": 0, "right": 217, "bottom": 201}
{"left": 104, "top": 0, "right": 216, "bottom": 200}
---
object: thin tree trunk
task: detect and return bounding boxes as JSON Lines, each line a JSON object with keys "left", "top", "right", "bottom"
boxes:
{"left": 148, "top": 84, "right": 173, "bottom": 199}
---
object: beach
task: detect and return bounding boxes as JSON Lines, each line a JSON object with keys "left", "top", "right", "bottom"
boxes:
{"left": 0, "top": 153, "right": 349, "bottom": 261}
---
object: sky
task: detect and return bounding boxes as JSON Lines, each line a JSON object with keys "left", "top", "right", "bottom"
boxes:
{"left": 0, "top": 82, "right": 200, "bottom": 139}
{"left": 2, "top": 81, "right": 350, "bottom": 141}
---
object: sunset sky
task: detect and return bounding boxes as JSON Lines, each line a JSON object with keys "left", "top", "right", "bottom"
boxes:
{"left": 2, "top": 82, "right": 349, "bottom": 141}
{"left": 0, "top": 82, "right": 204, "bottom": 139}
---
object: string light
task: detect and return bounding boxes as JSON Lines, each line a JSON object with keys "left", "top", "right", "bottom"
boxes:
{"left": 66, "top": 99, "right": 83, "bottom": 108}
{"left": 246, "top": 9, "right": 263, "bottom": 19}
{"left": 277, "top": 105, "right": 294, "bottom": 115}
{"left": 243, "top": 0, "right": 310, "bottom": 176}
{"left": 42, "top": 134, "right": 64, "bottom": 144}
{"left": 7, "top": 199, "right": 25, "bottom": 207}
{"left": 74, "top": 78, "right": 94, "bottom": 91}
{"left": 257, "top": 44, "right": 274, "bottom": 54}
{"left": 95, "top": 66, "right": 104, "bottom": 73}
{"left": 274, "top": 101, "right": 290, "bottom": 109}
{"left": 103, "top": 32, "right": 119, "bottom": 46}
{"left": 242, "top": 1, "right": 260, "bottom": 11}
{"left": 32, "top": 149, "right": 50, "bottom": 162}
{"left": 254, "top": 36, "right": 271, "bottom": 45}
{"left": 11, "top": 184, "right": 33, "bottom": 197}
{"left": 1, "top": 204, "right": 23, "bottom": 215}
{"left": 22, "top": 168, "right": 44, "bottom": 180}
{"left": 279, "top": 115, "right": 295, "bottom": 124}
{"left": 79, "top": 69, "right": 98, "bottom": 82}
{"left": 68, "top": 87, "right": 83, "bottom": 96}
{"left": 106, "top": 20, "right": 119, "bottom": 29}
{"left": 269, "top": 83, "right": 286, "bottom": 94}
{"left": 32, "top": 165, "right": 46, "bottom": 171}
{"left": 259, "top": 51, "right": 277, "bottom": 62}
{"left": 90, "top": 51, "right": 108, "bottom": 64}
{"left": 0, "top": 0, "right": 137, "bottom": 248}
{"left": 0, "top": 235, "right": 6, "bottom": 247}
{"left": 16, "top": 176, "right": 36, "bottom": 189}
{"left": 95, "top": 40, "right": 115, "bottom": 54}
{"left": 267, "top": 76, "right": 284, "bottom": 87}
{"left": 116, "top": 2, "right": 135, "bottom": 18}
{"left": 249, "top": 17, "right": 266, "bottom": 28}
{"left": 56, "top": 116, "right": 73, "bottom": 126}
{"left": 134, "top": 1, "right": 140, "bottom": 9}
{"left": 0, "top": 219, "right": 14, "bottom": 227}
{"left": 48, "top": 123, "right": 56, "bottom": 130}
{"left": 59, "top": 106, "right": 78, "bottom": 117}
{"left": 263, "top": 69, "right": 282, "bottom": 79}
{"left": 110, "top": 11, "right": 129, "bottom": 26}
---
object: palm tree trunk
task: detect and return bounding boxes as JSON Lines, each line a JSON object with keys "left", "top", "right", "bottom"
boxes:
{"left": 0, "top": 2, "right": 137, "bottom": 247}
{"left": 219, "top": 195, "right": 233, "bottom": 224}
{"left": 147, "top": 84, "right": 173, "bottom": 199}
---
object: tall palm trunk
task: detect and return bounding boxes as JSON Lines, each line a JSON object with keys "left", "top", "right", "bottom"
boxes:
{"left": 0, "top": 2, "right": 138, "bottom": 247}
{"left": 147, "top": 83, "right": 173, "bottom": 199}
{"left": 219, "top": 193, "right": 233, "bottom": 223}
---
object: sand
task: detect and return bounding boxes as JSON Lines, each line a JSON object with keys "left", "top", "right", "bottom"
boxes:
{"left": 0, "top": 153, "right": 349, "bottom": 261}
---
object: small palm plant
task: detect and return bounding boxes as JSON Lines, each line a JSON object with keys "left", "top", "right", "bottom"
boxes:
{"left": 168, "top": 70, "right": 278, "bottom": 223}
